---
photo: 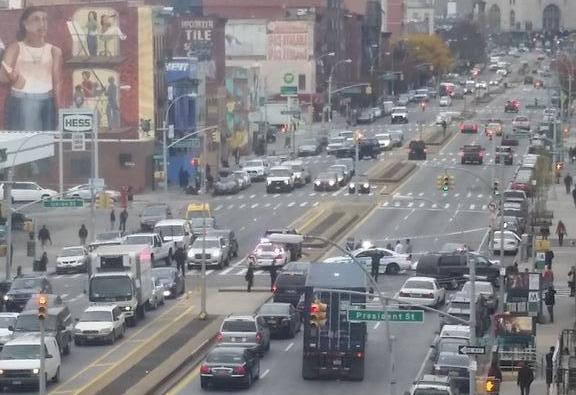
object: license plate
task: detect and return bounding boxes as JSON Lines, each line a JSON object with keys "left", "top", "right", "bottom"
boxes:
{"left": 287, "top": 290, "right": 297, "bottom": 294}
{"left": 214, "top": 370, "right": 229, "bottom": 376}
{"left": 12, "top": 381, "right": 21, "bottom": 385}
{"left": 332, "top": 359, "right": 342, "bottom": 366}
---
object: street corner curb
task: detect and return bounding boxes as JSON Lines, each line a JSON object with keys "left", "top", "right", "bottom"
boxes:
{"left": 218, "top": 287, "right": 272, "bottom": 293}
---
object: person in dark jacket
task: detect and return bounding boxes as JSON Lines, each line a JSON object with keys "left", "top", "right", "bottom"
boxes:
{"left": 245, "top": 262, "right": 254, "bottom": 292}
{"left": 38, "top": 225, "right": 52, "bottom": 248}
{"left": 545, "top": 286, "right": 556, "bottom": 323}
{"left": 119, "top": 209, "right": 128, "bottom": 232}
{"left": 370, "top": 252, "right": 382, "bottom": 282}
{"left": 487, "top": 357, "right": 503, "bottom": 382}
{"left": 572, "top": 188, "right": 576, "bottom": 208}
{"left": 110, "top": 208, "right": 116, "bottom": 231}
{"left": 269, "top": 260, "right": 278, "bottom": 292}
{"left": 545, "top": 249, "right": 555, "bottom": 267}
{"left": 173, "top": 246, "right": 186, "bottom": 276}
{"left": 78, "top": 224, "right": 88, "bottom": 245}
{"left": 517, "top": 361, "right": 534, "bottom": 395}
{"left": 546, "top": 346, "right": 555, "bottom": 390}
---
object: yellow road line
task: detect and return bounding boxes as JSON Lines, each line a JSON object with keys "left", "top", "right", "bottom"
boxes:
{"left": 165, "top": 365, "right": 201, "bottom": 395}
{"left": 294, "top": 208, "right": 326, "bottom": 232}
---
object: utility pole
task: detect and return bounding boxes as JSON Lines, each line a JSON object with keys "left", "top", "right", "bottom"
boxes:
{"left": 199, "top": 124, "right": 209, "bottom": 320}
{"left": 39, "top": 316, "right": 46, "bottom": 395}
{"left": 468, "top": 251, "right": 477, "bottom": 395}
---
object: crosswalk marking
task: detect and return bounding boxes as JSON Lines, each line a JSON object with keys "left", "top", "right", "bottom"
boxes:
{"left": 313, "top": 201, "right": 319, "bottom": 207}
{"left": 407, "top": 202, "right": 414, "bottom": 208}
{"left": 251, "top": 203, "right": 259, "bottom": 209}
{"left": 454, "top": 193, "right": 460, "bottom": 197}
{"left": 478, "top": 194, "right": 483, "bottom": 199}
{"left": 419, "top": 202, "right": 425, "bottom": 208}
{"left": 482, "top": 205, "right": 487, "bottom": 210}
{"left": 61, "top": 293, "right": 69, "bottom": 299}
{"left": 219, "top": 267, "right": 235, "bottom": 275}
{"left": 470, "top": 204, "right": 476, "bottom": 210}
{"left": 444, "top": 203, "right": 450, "bottom": 209}
{"left": 300, "top": 202, "right": 308, "bottom": 207}
{"left": 382, "top": 201, "right": 390, "bottom": 207}
{"left": 250, "top": 194, "right": 256, "bottom": 199}
{"left": 418, "top": 192, "right": 424, "bottom": 197}
{"left": 214, "top": 204, "right": 223, "bottom": 211}
{"left": 287, "top": 202, "right": 296, "bottom": 207}
{"left": 239, "top": 203, "right": 246, "bottom": 209}
{"left": 227, "top": 204, "right": 235, "bottom": 210}
{"left": 264, "top": 203, "right": 271, "bottom": 208}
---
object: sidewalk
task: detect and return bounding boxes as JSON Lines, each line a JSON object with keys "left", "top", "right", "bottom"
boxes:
{"left": 499, "top": 182, "right": 576, "bottom": 395}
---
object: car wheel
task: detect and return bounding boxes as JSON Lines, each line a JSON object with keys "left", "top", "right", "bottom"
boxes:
{"left": 255, "top": 360, "right": 261, "bottom": 380}
{"left": 200, "top": 377, "right": 209, "bottom": 389}
{"left": 245, "top": 371, "right": 253, "bottom": 389}
{"left": 53, "top": 367, "right": 60, "bottom": 383}
{"left": 120, "top": 324, "right": 126, "bottom": 338}
{"left": 386, "top": 263, "right": 400, "bottom": 275}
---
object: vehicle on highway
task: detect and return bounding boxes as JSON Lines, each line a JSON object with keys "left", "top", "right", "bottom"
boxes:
{"left": 4, "top": 275, "right": 53, "bottom": 312}
{"left": 282, "top": 160, "right": 311, "bottom": 187}
{"left": 408, "top": 140, "right": 427, "bottom": 160}
{"left": 504, "top": 99, "right": 520, "bottom": 112}
{"left": 154, "top": 219, "right": 192, "bottom": 250}
{"left": 459, "top": 121, "right": 479, "bottom": 134}
{"left": 462, "top": 281, "right": 498, "bottom": 313}
{"left": 56, "top": 246, "right": 89, "bottom": 274}
{"left": 485, "top": 121, "right": 503, "bottom": 136}
{"left": 391, "top": 106, "right": 408, "bottom": 124}
{"left": 416, "top": 252, "right": 500, "bottom": 289}
{"left": 213, "top": 174, "right": 241, "bottom": 196}
{"left": 257, "top": 302, "right": 301, "bottom": 338}
{"left": 495, "top": 146, "right": 514, "bottom": 165}
{"left": 460, "top": 144, "right": 484, "bottom": 165}
{"left": 396, "top": 277, "right": 445, "bottom": 307}
{"left": 189, "top": 217, "right": 216, "bottom": 238}
{"left": 434, "top": 352, "right": 470, "bottom": 393}
{"left": 297, "top": 138, "right": 322, "bottom": 156}
{"left": 439, "top": 96, "right": 452, "bottom": 107}
{"left": 123, "top": 232, "right": 173, "bottom": 265}
{"left": 371, "top": 107, "right": 382, "bottom": 118}
{"left": 73, "top": 304, "right": 126, "bottom": 345}
{"left": 216, "top": 315, "right": 270, "bottom": 356}
{"left": 139, "top": 203, "right": 172, "bottom": 231}
{"left": 334, "top": 158, "right": 355, "bottom": 176}
{"left": 302, "top": 262, "right": 367, "bottom": 380}
{"left": 0, "top": 181, "right": 57, "bottom": 203}
{"left": 232, "top": 170, "right": 251, "bottom": 190}
{"left": 273, "top": 262, "right": 310, "bottom": 306}
{"left": 185, "top": 201, "right": 211, "bottom": 220}
{"left": 265, "top": 166, "right": 295, "bottom": 193}
{"left": 241, "top": 159, "right": 269, "bottom": 181}
{"left": 493, "top": 230, "right": 522, "bottom": 255}
{"left": 329, "top": 164, "right": 351, "bottom": 184}
{"left": 88, "top": 244, "right": 153, "bottom": 327}
{"left": 313, "top": 172, "right": 340, "bottom": 191}
{"left": 252, "top": 241, "right": 289, "bottom": 268}
{"left": 0, "top": 334, "right": 61, "bottom": 389}
{"left": 187, "top": 236, "right": 229, "bottom": 269}
{"left": 324, "top": 246, "right": 411, "bottom": 274}
{"left": 512, "top": 115, "right": 531, "bottom": 131}
{"left": 357, "top": 109, "right": 375, "bottom": 124}
{"left": 397, "top": 94, "right": 410, "bottom": 106}
{"left": 348, "top": 178, "right": 371, "bottom": 194}
{"left": 13, "top": 306, "right": 73, "bottom": 355}
{"left": 407, "top": 374, "right": 460, "bottom": 395}
{"left": 0, "top": 312, "right": 18, "bottom": 349}
{"left": 501, "top": 132, "right": 519, "bottom": 146}
{"left": 206, "top": 229, "right": 239, "bottom": 260}
{"left": 200, "top": 346, "right": 260, "bottom": 390}
{"left": 151, "top": 267, "right": 185, "bottom": 298}
{"left": 263, "top": 228, "right": 303, "bottom": 260}
{"left": 89, "top": 231, "right": 124, "bottom": 251}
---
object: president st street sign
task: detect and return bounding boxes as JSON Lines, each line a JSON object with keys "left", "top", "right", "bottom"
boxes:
{"left": 347, "top": 309, "right": 424, "bottom": 322}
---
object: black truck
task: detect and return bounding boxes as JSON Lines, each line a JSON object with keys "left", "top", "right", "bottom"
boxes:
{"left": 302, "top": 262, "right": 367, "bottom": 381}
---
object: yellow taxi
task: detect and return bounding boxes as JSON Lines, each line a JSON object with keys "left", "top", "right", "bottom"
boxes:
{"left": 185, "top": 202, "right": 211, "bottom": 219}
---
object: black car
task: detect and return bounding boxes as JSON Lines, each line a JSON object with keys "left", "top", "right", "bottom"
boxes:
{"left": 152, "top": 267, "right": 185, "bottom": 298}
{"left": 434, "top": 352, "right": 470, "bottom": 393}
{"left": 408, "top": 140, "right": 427, "bottom": 160}
{"left": 460, "top": 145, "right": 484, "bottom": 164}
{"left": 273, "top": 263, "right": 310, "bottom": 306}
{"left": 200, "top": 346, "right": 260, "bottom": 390}
{"left": 297, "top": 138, "right": 322, "bottom": 157}
{"left": 358, "top": 139, "right": 381, "bottom": 159}
{"left": 348, "top": 179, "right": 371, "bottom": 194}
{"left": 501, "top": 133, "right": 519, "bottom": 146}
{"left": 140, "top": 203, "right": 172, "bottom": 231}
{"left": 313, "top": 172, "right": 339, "bottom": 191}
{"left": 4, "top": 275, "right": 53, "bottom": 312}
{"left": 213, "top": 175, "right": 241, "bottom": 196}
{"left": 258, "top": 302, "right": 301, "bottom": 338}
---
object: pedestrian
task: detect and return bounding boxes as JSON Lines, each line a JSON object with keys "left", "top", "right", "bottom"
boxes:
{"left": 545, "top": 285, "right": 557, "bottom": 323}
{"left": 174, "top": 246, "right": 186, "bottom": 277}
{"left": 545, "top": 249, "right": 555, "bottom": 267}
{"left": 39, "top": 251, "right": 48, "bottom": 272}
{"left": 15, "top": 265, "right": 22, "bottom": 278}
{"left": 370, "top": 252, "right": 382, "bottom": 282}
{"left": 556, "top": 220, "right": 567, "bottom": 246}
{"left": 572, "top": 188, "right": 576, "bottom": 208}
{"left": 569, "top": 266, "right": 576, "bottom": 297}
{"left": 178, "top": 166, "right": 185, "bottom": 189}
{"left": 183, "top": 170, "right": 190, "bottom": 189}
{"left": 542, "top": 264, "right": 554, "bottom": 289}
{"left": 234, "top": 148, "right": 240, "bottom": 165}
{"left": 405, "top": 239, "right": 413, "bottom": 254}
{"left": 284, "top": 134, "right": 291, "bottom": 149}
{"left": 511, "top": 261, "right": 519, "bottom": 274}
{"left": 345, "top": 237, "right": 355, "bottom": 252}
{"left": 245, "top": 261, "right": 255, "bottom": 292}
{"left": 564, "top": 174, "right": 573, "bottom": 194}
{"left": 487, "top": 356, "right": 503, "bottom": 383}
{"left": 517, "top": 361, "right": 534, "bottom": 395}
{"left": 269, "top": 260, "right": 278, "bottom": 292}
{"left": 78, "top": 224, "right": 88, "bottom": 245}
{"left": 546, "top": 346, "right": 555, "bottom": 391}
{"left": 38, "top": 225, "right": 52, "bottom": 248}
{"left": 110, "top": 208, "right": 116, "bottom": 230}
{"left": 385, "top": 242, "right": 393, "bottom": 251}
{"left": 394, "top": 240, "right": 404, "bottom": 254}
{"left": 119, "top": 208, "right": 128, "bottom": 232}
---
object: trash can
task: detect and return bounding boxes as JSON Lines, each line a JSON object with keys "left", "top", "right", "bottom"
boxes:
{"left": 535, "top": 251, "right": 546, "bottom": 270}
{"left": 32, "top": 259, "right": 42, "bottom": 272}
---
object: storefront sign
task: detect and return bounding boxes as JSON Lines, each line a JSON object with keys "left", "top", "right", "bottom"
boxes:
{"left": 180, "top": 18, "right": 214, "bottom": 61}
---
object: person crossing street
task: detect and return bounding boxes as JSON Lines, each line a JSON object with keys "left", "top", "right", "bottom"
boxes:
{"left": 38, "top": 225, "right": 52, "bottom": 249}
{"left": 78, "top": 224, "right": 88, "bottom": 245}
{"left": 173, "top": 246, "right": 186, "bottom": 277}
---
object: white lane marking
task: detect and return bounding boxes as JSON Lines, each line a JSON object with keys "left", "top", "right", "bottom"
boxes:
{"left": 219, "top": 267, "right": 235, "bottom": 275}
{"left": 300, "top": 202, "right": 308, "bottom": 207}
{"left": 419, "top": 202, "right": 425, "bottom": 208}
{"left": 254, "top": 270, "right": 265, "bottom": 275}
{"left": 69, "top": 295, "right": 83, "bottom": 303}
{"left": 237, "top": 268, "right": 247, "bottom": 276}
{"left": 237, "top": 195, "right": 245, "bottom": 200}
{"left": 226, "top": 196, "right": 233, "bottom": 200}
{"left": 454, "top": 193, "right": 460, "bottom": 198}
{"left": 313, "top": 201, "right": 319, "bottom": 207}
{"left": 239, "top": 226, "right": 246, "bottom": 231}
{"left": 287, "top": 202, "right": 296, "bottom": 207}
{"left": 418, "top": 192, "right": 424, "bottom": 197}
{"left": 309, "top": 192, "right": 316, "bottom": 197}
{"left": 407, "top": 202, "right": 414, "bottom": 208}
{"left": 407, "top": 192, "right": 413, "bottom": 196}
{"left": 227, "top": 204, "right": 235, "bottom": 210}
{"left": 373, "top": 322, "right": 381, "bottom": 330}
{"left": 61, "top": 293, "right": 69, "bottom": 299}
{"left": 264, "top": 203, "right": 271, "bottom": 208}
{"left": 214, "top": 205, "right": 223, "bottom": 212}
{"left": 239, "top": 204, "right": 246, "bottom": 209}
{"left": 403, "top": 209, "right": 416, "bottom": 221}
{"left": 274, "top": 194, "right": 281, "bottom": 198}
{"left": 382, "top": 201, "right": 390, "bottom": 207}
{"left": 285, "top": 342, "right": 294, "bottom": 352}
{"left": 71, "top": 273, "right": 81, "bottom": 279}
{"left": 482, "top": 205, "right": 487, "bottom": 210}
{"left": 466, "top": 192, "right": 472, "bottom": 198}
{"left": 444, "top": 203, "right": 450, "bottom": 209}
{"left": 332, "top": 189, "right": 342, "bottom": 197}
{"left": 261, "top": 369, "right": 270, "bottom": 379}
{"left": 470, "top": 204, "right": 476, "bottom": 210}
{"left": 478, "top": 194, "right": 483, "bottom": 199}
{"left": 250, "top": 194, "right": 256, "bottom": 199}
{"left": 251, "top": 203, "right": 259, "bottom": 209}
{"left": 273, "top": 204, "right": 282, "bottom": 210}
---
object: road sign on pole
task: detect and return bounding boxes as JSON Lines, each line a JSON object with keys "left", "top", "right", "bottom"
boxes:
{"left": 71, "top": 132, "right": 85, "bottom": 151}
{"left": 458, "top": 345, "right": 486, "bottom": 355}
{"left": 43, "top": 199, "right": 84, "bottom": 208}
{"left": 281, "top": 86, "right": 298, "bottom": 96}
{"left": 347, "top": 309, "right": 424, "bottom": 322}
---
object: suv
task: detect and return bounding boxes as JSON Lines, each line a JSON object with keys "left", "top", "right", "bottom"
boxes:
{"left": 242, "top": 159, "right": 269, "bottom": 181}
{"left": 459, "top": 121, "right": 478, "bottom": 134}
{"left": 408, "top": 140, "right": 427, "bottom": 160}
{"left": 4, "top": 275, "right": 53, "bottom": 312}
{"left": 358, "top": 138, "right": 382, "bottom": 159}
{"left": 415, "top": 252, "right": 500, "bottom": 289}
{"left": 460, "top": 145, "right": 484, "bottom": 164}
{"left": 263, "top": 228, "right": 302, "bottom": 261}
{"left": 266, "top": 166, "right": 295, "bottom": 193}
{"left": 187, "top": 236, "right": 229, "bottom": 269}
{"left": 205, "top": 229, "right": 239, "bottom": 260}
{"left": 273, "top": 262, "right": 310, "bottom": 306}
{"left": 495, "top": 146, "right": 514, "bottom": 165}
{"left": 12, "top": 306, "right": 73, "bottom": 355}
{"left": 512, "top": 115, "right": 530, "bottom": 131}
{"left": 216, "top": 315, "right": 271, "bottom": 356}
{"left": 391, "top": 107, "right": 408, "bottom": 124}
{"left": 0, "top": 182, "right": 57, "bottom": 203}
{"left": 504, "top": 99, "right": 520, "bottom": 112}
{"left": 282, "top": 160, "right": 311, "bottom": 187}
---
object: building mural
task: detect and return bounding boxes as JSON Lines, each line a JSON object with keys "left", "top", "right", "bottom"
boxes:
{"left": 225, "top": 66, "right": 250, "bottom": 154}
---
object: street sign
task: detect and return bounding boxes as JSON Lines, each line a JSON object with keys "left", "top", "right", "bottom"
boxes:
{"left": 281, "top": 86, "right": 298, "bottom": 96}
{"left": 280, "top": 110, "right": 301, "bottom": 115}
{"left": 71, "top": 132, "right": 85, "bottom": 151}
{"left": 458, "top": 345, "right": 486, "bottom": 355}
{"left": 43, "top": 199, "right": 84, "bottom": 208}
{"left": 173, "top": 138, "right": 201, "bottom": 149}
{"left": 89, "top": 178, "right": 105, "bottom": 190}
{"left": 347, "top": 309, "right": 424, "bottom": 322}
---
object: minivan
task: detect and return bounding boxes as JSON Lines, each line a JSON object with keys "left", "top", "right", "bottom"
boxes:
{"left": 12, "top": 306, "right": 73, "bottom": 355}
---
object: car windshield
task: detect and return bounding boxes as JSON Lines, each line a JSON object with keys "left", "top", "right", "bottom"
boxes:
{"left": 192, "top": 238, "right": 220, "bottom": 249}
{"left": 90, "top": 277, "right": 132, "bottom": 301}
{"left": 206, "top": 349, "right": 244, "bottom": 363}
{"left": 81, "top": 311, "right": 112, "bottom": 322}
{"left": 244, "top": 160, "right": 263, "bottom": 167}
{"left": 0, "top": 345, "right": 44, "bottom": 360}
{"left": 142, "top": 206, "right": 166, "bottom": 216}
{"left": 317, "top": 173, "right": 335, "bottom": 181}
{"left": 259, "top": 304, "right": 289, "bottom": 315}
{"left": 450, "top": 300, "right": 470, "bottom": 309}
{"left": 438, "top": 340, "right": 466, "bottom": 354}
{"left": 301, "top": 139, "right": 316, "bottom": 146}
{"left": 152, "top": 268, "right": 175, "bottom": 280}
{"left": 256, "top": 244, "right": 279, "bottom": 252}
{"left": 15, "top": 314, "right": 57, "bottom": 332}
{"left": 404, "top": 280, "right": 434, "bottom": 290}
{"left": 269, "top": 168, "right": 292, "bottom": 177}
{"left": 190, "top": 218, "right": 215, "bottom": 228}
{"left": 0, "top": 316, "right": 16, "bottom": 328}
{"left": 413, "top": 389, "right": 450, "bottom": 395}
{"left": 11, "top": 278, "right": 42, "bottom": 290}
{"left": 61, "top": 248, "right": 84, "bottom": 257}
{"left": 156, "top": 225, "right": 185, "bottom": 237}
{"left": 96, "top": 232, "right": 121, "bottom": 241}
{"left": 124, "top": 235, "right": 151, "bottom": 245}
{"left": 222, "top": 320, "right": 257, "bottom": 332}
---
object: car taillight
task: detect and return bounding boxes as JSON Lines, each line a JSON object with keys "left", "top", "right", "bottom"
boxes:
{"left": 355, "top": 352, "right": 364, "bottom": 358}
{"left": 276, "top": 254, "right": 283, "bottom": 259}
{"left": 200, "top": 364, "right": 211, "bottom": 374}
{"left": 233, "top": 365, "right": 247, "bottom": 375}
{"left": 480, "top": 151, "right": 484, "bottom": 157}
{"left": 272, "top": 285, "right": 278, "bottom": 294}
{"left": 215, "top": 332, "right": 223, "bottom": 342}
{"left": 256, "top": 332, "right": 262, "bottom": 343}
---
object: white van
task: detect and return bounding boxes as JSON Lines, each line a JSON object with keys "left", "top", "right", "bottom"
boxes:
{"left": 154, "top": 219, "right": 193, "bottom": 249}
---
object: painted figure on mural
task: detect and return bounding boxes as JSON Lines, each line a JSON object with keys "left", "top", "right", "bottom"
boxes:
{"left": 0, "top": 6, "right": 62, "bottom": 131}
{"left": 99, "top": 13, "right": 126, "bottom": 57}
{"left": 85, "top": 10, "right": 98, "bottom": 56}
{"left": 105, "top": 75, "right": 120, "bottom": 129}
{"left": 81, "top": 70, "right": 97, "bottom": 97}
{"left": 73, "top": 84, "right": 84, "bottom": 108}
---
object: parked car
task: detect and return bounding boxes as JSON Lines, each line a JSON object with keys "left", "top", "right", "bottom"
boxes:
{"left": 462, "top": 280, "right": 498, "bottom": 313}
{"left": 492, "top": 230, "right": 522, "bottom": 254}
{"left": 64, "top": 184, "right": 120, "bottom": 202}
{"left": 257, "top": 302, "right": 301, "bottom": 338}
{"left": 56, "top": 246, "right": 89, "bottom": 274}
{"left": 232, "top": 170, "right": 251, "bottom": 190}
{"left": 151, "top": 266, "right": 185, "bottom": 298}
{"left": 200, "top": 346, "right": 260, "bottom": 390}
{"left": 73, "top": 304, "right": 126, "bottom": 345}
{"left": 434, "top": 352, "right": 470, "bottom": 393}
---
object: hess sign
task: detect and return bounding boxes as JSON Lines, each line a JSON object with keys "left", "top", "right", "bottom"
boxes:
{"left": 60, "top": 109, "right": 95, "bottom": 133}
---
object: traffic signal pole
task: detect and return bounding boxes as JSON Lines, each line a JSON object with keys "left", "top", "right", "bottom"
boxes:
{"left": 39, "top": 316, "right": 46, "bottom": 395}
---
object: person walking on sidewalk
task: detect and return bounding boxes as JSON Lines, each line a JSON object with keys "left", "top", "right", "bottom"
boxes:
{"left": 565, "top": 174, "right": 573, "bottom": 194}
{"left": 269, "top": 260, "right": 278, "bottom": 292}
{"left": 543, "top": 264, "right": 554, "bottom": 289}
{"left": 38, "top": 225, "right": 52, "bottom": 249}
{"left": 546, "top": 346, "right": 555, "bottom": 393}
{"left": 487, "top": 356, "right": 503, "bottom": 383}
{"left": 174, "top": 246, "right": 186, "bottom": 277}
{"left": 245, "top": 261, "right": 254, "bottom": 293}
{"left": 405, "top": 239, "right": 413, "bottom": 254}
{"left": 110, "top": 208, "right": 116, "bottom": 230}
{"left": 545, "top": 286, "right": 557, "bottom": 323}
{"left": 119, "top": 209, "right": 128, "bottom": 232}
{"left": 556, "top": 221, "right": 567, "bottom": 246}
{"left": 572, "top": 188, "right": 576, "bottom": 208}
{"left": 569, "top": 266, "right": 576, "bottom": 297}
{"left": 545, "top": 249, "right": 555, "bottom": 267}
{"left": 78, "top": 224, "right": 88, "bottom": 245}
{"left": 517, "top": 361, "right": 534, "bottom": 395}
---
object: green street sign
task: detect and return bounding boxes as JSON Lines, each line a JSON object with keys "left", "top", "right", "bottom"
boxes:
{"left": 281, "top": 85, "right": 298, "bottom": 96}
{"left": 43, "top": 199, "right": 84, "bottom": 208}
{"left": 347, "top": 309, "right": 424, "bottom": 322}
{"left": 173, "top": 138, "right": 201, "bottom": 149}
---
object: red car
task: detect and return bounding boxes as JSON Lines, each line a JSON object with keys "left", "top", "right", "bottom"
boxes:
{"left": 504, "top": 100, "right": 520, "bottom": 113}
{"left": 460, "top": 121, "right": 479, "bottom": 133}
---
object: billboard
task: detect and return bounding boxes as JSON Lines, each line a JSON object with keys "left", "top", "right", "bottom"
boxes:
{"left": 225, "top": 20, "right": 267, "bottom": 58}
{"left": 266, "top": 21, "right": 312, "bottom": 62}
{"left": 178, "top": 17, "right": 215, "bottom": 61}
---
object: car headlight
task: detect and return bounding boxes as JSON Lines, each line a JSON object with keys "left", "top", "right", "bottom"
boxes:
{"left": 349, "top": 183, "right": 355, "bottom": 188}
{"left": 100, "top": 328, "right": 112, "bottom": 334}
{"left": 284, "top": 180, "right": 289, "bottom": 185}
{"left": 3, "top": 295, "right": 9, "bottom": 301}
{"left": 73, "top": 327, "right": 82, "bottom": 333}
{"left": 163, "top": 290, "right": 171, "bottom": 297}
{"left": 213, "top": 250, "right": 221, "bottom": 257}
{"left": 328, "top": 180, "right": 335, "bottom": 186}
{"left": 314, "top": 180, "right": 320, "bottom": 185}
{"left": 363, "top": 183, "right": 369, "bottom": 188}
{"left": 32, "top": 369, "right": 38, "bottom": 375}
{"left": 266, "top": 180, "right": 272, "bottom": 185}
{"left": 124, "top": 306, "right": 132, "bottom": 311}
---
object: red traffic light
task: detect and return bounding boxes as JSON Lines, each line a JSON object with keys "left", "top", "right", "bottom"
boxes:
{"left": 191, "top": 158, "right": 199, "bottom": 167}
{"left": 37, "top": 294, "right": 48, "bottom": 320}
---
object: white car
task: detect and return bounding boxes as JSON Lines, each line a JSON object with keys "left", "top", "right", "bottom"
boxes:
{"left": 55, "top": 246, "right": 89, "bottom": 274}
{"left": 148, "top": 276, "right": 165, "bottom": 310}
{"left": 492, "top": 230, "right": 521, "bottom": 254}
{"left": 395, "top": 277, "right": 446, "bottom": 307}
{"left": 242, "top": 159, "right": 269, "bottom": 181}
{"left": 154, "top": 219, "right": 193, "bottom": 249}
{"left": 439, "top": 324, "right": 470, "bottom": 340}
{"left": 0, "top": 181, "right": 57, "bottom": 203}
{"left": 73, "top": 305, "right": 126, "bottom": 345}
{"left": 65, "top": 184, "right": 120, "bottom": 201}
{"left": 438, "top": 96, "right": 452, "bottom": 107}
{"left": 0, "top": 312, "right": 18, "bottom": 348}
{"left": 391, "top": 107, "right": 408, "bottom": 124}
{"left": 232, "top": 170, "right": 251, "bottom": 189}
{"left": 475, "top": 81, "right": 488, "bottom": 89}
{"left": 323, "top": 247, "right": 412, "bottom": 274}
{"left": 371, "top": 107, "right": 382, "bottom": 118}
{"left": 0, "top": 334, "right": 61, "bottom": 386}
{"left": 375, "top": 133, "right": 393, "bottom": 150}
{"left": 512, "top": 116, "right": 530, "bottom": 130}
{"left": 252, "top": 242, "right": 289, "bottom": 268}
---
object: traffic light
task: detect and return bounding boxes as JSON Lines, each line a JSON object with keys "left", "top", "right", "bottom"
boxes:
{"left": 555, "top": 161, "right": 564, "bottom": 172}
{"left": 310, "top": 299, "right": 328, "bottom": 328}
{"left": 493, "top": 181, "right": 500, "bottom": 196}
{"left": 96, "top": 193, "right": 111, "bottom": 209}
{"left": 211, "top": 130, "right": 221, "bottom": 144}
{"left": 436, "top": 175, "right": 452, "bottom": 192}
{"left": 353, "top": 130, "right": 363, "bottom": 144}
{"left": 191, "top": 158, "right": 199, "bottom": 167}
{"left": 37, "top": 294, "right": 48, "bottom": 320}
